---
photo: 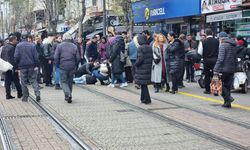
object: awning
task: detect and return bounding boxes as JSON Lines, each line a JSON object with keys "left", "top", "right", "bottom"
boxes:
{"left": 86, "top": 30, "right": 102, "bottom": 39}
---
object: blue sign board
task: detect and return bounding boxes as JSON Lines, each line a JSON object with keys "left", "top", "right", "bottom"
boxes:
{"left": 132, "top": 0, "right": 201, "bottom": 23}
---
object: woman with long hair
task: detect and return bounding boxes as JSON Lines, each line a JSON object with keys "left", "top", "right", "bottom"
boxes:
{"left": 166, "top": 32, "right": 185, "bottom": 94}
{"left": 151, "top": 34, "right": 170, "bottom": 93}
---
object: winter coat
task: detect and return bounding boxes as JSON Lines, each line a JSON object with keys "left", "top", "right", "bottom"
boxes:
{"left": 128, "top": 41, "right": 138, "bottom": 60}
{"left": 151, "top": 43, "right": 168, "bottom": 83}
{"left": 36, "top": 43, "right": 45, "bottom": 62}
{"left": 1, "top": 43, "right": 16, "bottom": 69}
{"left": 165, "top": 39, "right": 185, "bottom": 74}
{"left": 43, "top": 37, "right": 54, "bottom": 60}
{"left": 214, "top": 38, "right": 237, "bottom": 74}
{"left": 54, "top": 40, "right": 80, "bottom": 71}
{"left": 98, "top": 42, "right": 107, "bottom": 61}
{"left": 86, "top": 41, "right": 99, "bottom": 61}
{"left": 109, "top": 36, "right": 125, "bottom": 75}
{"left": 51, "top": 41, "right": 60, "bottom": 61}
{"left": 135, "top": 35, "right": 153, "bottom": 85}
{"left": 14, "top": 40, "right": 39, "bottom": 69}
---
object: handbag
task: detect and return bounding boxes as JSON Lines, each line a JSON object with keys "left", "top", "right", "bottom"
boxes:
{"left": 0, "top": 58, "right": 13, "bottom": 72}
{"left": 210, "top": 74, "right": 222, "bottom": 95}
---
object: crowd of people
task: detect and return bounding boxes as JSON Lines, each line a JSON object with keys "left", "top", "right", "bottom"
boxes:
{"left": 0, "top": 27, "right": 249, "bottom": 108}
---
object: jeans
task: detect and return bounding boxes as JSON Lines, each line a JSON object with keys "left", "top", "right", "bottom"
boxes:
{"left": 92, "top": 70, "right": 109, "bottom": 81}
{"left": 60, "top": 69, "right": 75, "bottom": 98}
{"left": 111, "top": 73, "right": 125, "bottom": 84}
{"left": 20, "top": 68, "right": 40, "bottom": 99}
{"left": 73, "top": 75, "right": 86, "bottom": 84}
{"left": 55, "top": 66, "right": 61, "bottom": 85}
{"left": 221, "top": 73, "right": 234, "bottom": 102}
{"left": 4, "top": 70, "right": 22, "bottom": 97}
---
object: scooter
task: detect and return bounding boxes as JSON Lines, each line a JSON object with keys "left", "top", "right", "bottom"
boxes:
{"left": 194, "top": 61, "right": 205, "bottom": 89}
{"left": 233, "top": 58, "right": 250, "bottom": 93}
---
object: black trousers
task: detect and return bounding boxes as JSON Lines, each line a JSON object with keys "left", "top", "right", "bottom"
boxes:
{"left": 204, "top": 61, "right": 216, "bottom": 92}
{"left": 221, "top": 73, "right": 234, "bottom": 102}
{"left": 185, "top": 61, "right": 194, "bottom": 80}
{"left": 178, "top": 60, "right": 185, "bottom": 86}
{"left": 4, "top": 70, "right": 22, "bottom": 97}
{"left": 44, "top": 60, "right": 53, "bottom": 85}
{"left": 140, "top": 85, "right": 151, "bottom": 103}
{"left": 171, "top": 73, "right": 178, "bottom": 92}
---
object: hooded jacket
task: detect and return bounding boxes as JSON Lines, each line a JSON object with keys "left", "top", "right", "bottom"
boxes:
{"left": 214, "top": 38, "right": 237, "bottom": 73}
{"left": 134, "top": 35, "right": 153, "bottom": 85}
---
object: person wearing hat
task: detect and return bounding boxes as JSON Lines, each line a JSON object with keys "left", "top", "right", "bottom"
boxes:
{"left": 214, "top": 32, "right": 237, "bottom": 108}
{"left": 54, "top": 33, "right": 80, "bottom": 103}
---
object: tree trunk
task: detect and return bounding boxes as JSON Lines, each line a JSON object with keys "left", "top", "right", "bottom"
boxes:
{"left": 78, "top": 0, "right": 86, "bottom": 38}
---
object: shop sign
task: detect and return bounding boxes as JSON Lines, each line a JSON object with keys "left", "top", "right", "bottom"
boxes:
{"left": 206, "top": 10, "right": 242, "bottom": 22}
{"left": 132, "top": 0, "right": 201, "bottom": 23}
{"left": 201, "top": 0, "right": 242, "bottom": 14}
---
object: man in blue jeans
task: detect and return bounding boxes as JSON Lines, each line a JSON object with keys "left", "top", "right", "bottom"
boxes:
{"left": 54, "top": 33, "right": 80, "bottom": 103}
{"left": 14, "top": 34, "right": 40, "bottom": 102}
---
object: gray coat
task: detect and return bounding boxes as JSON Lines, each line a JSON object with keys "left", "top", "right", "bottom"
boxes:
{"left": 151, "top": 43, "right": 168, "bottom": 83}
{"left": 54, "top": 40, "right": 80, "bottom": 71}
{"left": 214, "top": 38, "right": 237, "bottom": 73}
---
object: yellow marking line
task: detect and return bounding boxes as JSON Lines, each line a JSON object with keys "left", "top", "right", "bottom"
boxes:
{"left": 179, "top": 92, "right": 250, "bottom": 111}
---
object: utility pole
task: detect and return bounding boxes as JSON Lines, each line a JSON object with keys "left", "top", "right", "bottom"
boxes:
{"left": 103, "top": 0, "right": 107, "bottom": 36}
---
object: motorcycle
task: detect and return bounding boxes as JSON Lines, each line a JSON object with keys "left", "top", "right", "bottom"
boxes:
{"left": 233, "top": 58, "right": 250, "bottom": 93}
{"left": 194, "top": 61, "right": 205, "bottom": 88}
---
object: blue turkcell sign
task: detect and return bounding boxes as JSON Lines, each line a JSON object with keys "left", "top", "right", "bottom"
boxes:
{"left": 132, "top": 0, "right": 201, "bottom": 23}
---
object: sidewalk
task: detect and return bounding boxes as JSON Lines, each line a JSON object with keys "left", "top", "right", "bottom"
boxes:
{"left": 0, "top": 87, "right": 72, "bottom": 150}
{"left": 33, "top": 85, "right": 230, "bottom": 150}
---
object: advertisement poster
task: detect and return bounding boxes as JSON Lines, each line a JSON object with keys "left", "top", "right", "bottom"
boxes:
{"left": 201, "top": 0, "right": 242, "bottom": 14}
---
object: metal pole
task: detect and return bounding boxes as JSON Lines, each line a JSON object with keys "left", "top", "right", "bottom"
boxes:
{"left": 103, "top": 0, "right": 106, "bottom": 36}
{"left": 0, "top": 5, "right": 4, "bottom": 39}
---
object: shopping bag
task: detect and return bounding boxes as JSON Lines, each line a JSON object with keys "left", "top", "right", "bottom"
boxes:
{"left": 210, "top": 74, "right": 222, "bottom": 95}
{"left": 0, "top": 58, "right": 13, "bottom": 72}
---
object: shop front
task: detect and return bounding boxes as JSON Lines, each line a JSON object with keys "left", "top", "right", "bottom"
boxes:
{"left": 132, "top": 0, "right": 201, "bottom": 35}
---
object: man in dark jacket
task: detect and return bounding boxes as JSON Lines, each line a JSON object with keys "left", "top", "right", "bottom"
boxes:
{"left": 54, "top": 33, "right": 80, "bottom": 103}
{"left": 214, "top": 32, "right": 237, "bottom": 108}
{"left": 43, "top": 33, "right": 55, "bottom": 87}
{"left": 142, "top": 30, "right": 153, "bottom": 45}
{"left": 14, "top": 34, "right": 40, "bottom": 102}
{"left": 86, "top": 36, "right": 99, "bottom": 62}
{"left": 135, "top": 35, "right": 153, "bottom": 104}
{"left": 35, "top": 35, "right": 45, "bottom": 84}
{"left": 198, "top": 28, "right": 219, "bottom": 94}
{"left": 1, "top": 35, "right": 22, "bottom": 99}
{"left": 75, "top": 62, "right": 99, "bottom": 77}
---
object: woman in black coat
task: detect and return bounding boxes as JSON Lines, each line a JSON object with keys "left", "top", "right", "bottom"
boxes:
{"left": 109, "top": 35, "right": 126, "bottom": 87}
{"left": 166, "top": 32, "right": 185, "bottom": 94}
{"left": 135, "top": 35, "right": 153, "bottom": 104}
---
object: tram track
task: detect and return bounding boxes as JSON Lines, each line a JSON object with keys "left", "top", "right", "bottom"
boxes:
{"left": 81, "top": 85, "right": 249, "bottom": 150}
{"left": 28, "top": 95, "right": 91, "bottom": 150}
{"left": 122, "top": 87, "right": 250, "bottom": 129}
{"left": 0, "top": 112, "right": 13, "bottom": 150}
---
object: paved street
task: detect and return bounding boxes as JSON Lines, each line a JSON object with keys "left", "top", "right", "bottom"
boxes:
{"left": 1, "top": 80, "right": 250, "bottom": 150}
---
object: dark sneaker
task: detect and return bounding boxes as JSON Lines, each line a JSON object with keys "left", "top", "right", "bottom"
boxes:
{"left": 67, "top": 97, "right": 72, "bottom": 103}
{"left": 191, "top": 79, "right": 196, "bottom": 83}
{"left": 36, "top": 96, "right": 41, "bottom": 102}
{"left": 17, "top": 93, "right": 23, "bottom": 98}
{"left": 222, "top": 103, "right": 231, "bottom": 108}
{"left": 203, "top": 91, "right": 211, "bottom": 94}
{"left": 22, "top": 98, "right": 28, "bottom": 102}
{"left": 6, "top": 95, "right": 15, "bottom": 99}
{"left": 55, "top": 84, "right": 61, "bottom": 90}
{"left": 45, "top": 84, "right": 54, "bottom": 87}
{"left": 229, "top": 96, "right": 235, "bottom": 102}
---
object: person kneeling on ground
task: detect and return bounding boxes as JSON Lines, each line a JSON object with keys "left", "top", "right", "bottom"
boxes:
{"left": 75, "top": 61, "right": 99, "bottom": 77}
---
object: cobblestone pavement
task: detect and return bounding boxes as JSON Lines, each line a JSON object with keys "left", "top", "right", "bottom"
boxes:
{"left": 0, "top": 88, "right": 72, "bottom": 150}
{"left": 34, "top": 85, "right": 232, "bottom": 150}
{"left": 86, "top": 84, "right": 250, "bottom": 148}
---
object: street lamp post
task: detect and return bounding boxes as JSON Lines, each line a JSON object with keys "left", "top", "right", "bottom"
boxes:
{"left": 103, "top": 0, "right": 107, "bottom": 36}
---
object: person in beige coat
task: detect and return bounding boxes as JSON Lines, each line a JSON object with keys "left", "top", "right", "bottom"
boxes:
{"left": 151, "top": 34, "right": 170, "bottom": 93}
